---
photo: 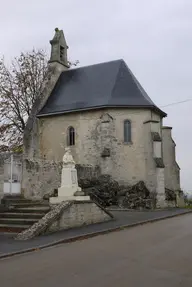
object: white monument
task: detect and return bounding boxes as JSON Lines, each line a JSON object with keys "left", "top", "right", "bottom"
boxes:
{"left": 50, "top": 148, "right": 90, "bottom": 204}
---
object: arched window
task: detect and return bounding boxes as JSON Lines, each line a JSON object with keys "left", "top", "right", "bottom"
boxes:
{"left": 67, "top": 126, "right": 75, "bottom": 146}
{"left": 124, "top": 120, "right": 131, "bottom": 143}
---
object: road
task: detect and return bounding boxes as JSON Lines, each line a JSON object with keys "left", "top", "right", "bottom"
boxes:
{"left": 1, "top": 214, "right": 192, "bottom": 287}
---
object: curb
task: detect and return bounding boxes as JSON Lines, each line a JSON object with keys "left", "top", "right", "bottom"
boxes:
{"left": 0, "top": 210, "right": 191, "bottom": 260}
{"left": 107, "top": 207, "right": 180, "bottom": 212}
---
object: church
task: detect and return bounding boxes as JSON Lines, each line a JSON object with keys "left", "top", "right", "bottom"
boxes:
{"left": 23, "top": 28, "right": 180, "bottom": 207}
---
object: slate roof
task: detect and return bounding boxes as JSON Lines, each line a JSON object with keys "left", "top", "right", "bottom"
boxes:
{"left": 38, "top": 59, "right": 166, "bottom": 117}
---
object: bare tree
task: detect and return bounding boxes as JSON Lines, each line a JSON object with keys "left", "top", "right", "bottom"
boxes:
{"left": 0, "top": 50, "right": 79, "bottom": 152}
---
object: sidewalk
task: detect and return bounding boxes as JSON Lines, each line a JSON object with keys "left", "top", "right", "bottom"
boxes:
{"left": 0, "top": 208, "right": 191, "bottom": 259}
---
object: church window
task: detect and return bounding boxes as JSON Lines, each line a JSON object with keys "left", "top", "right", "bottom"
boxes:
{"left": 124, "top": 120, "right": 131, "bottom": 143}
{"left": 67, "top": 126, "right": 75, "bottom": 146}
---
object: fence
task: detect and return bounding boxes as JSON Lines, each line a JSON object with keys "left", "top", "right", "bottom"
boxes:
{"left": 3, "top": 154, "right": 22, "bottom": 195}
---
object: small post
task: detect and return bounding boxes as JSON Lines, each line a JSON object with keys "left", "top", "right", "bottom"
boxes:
{"left": 10, "top": 154, "right": 13, "bottom": 195}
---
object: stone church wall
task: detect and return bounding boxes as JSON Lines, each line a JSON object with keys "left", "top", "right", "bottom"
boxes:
{"left": 162, "top": 127, "right": 180, "bottom": 191}
{"left": 143, "top": 113, "right": 163, "bottom": 193}
{"left": 36, "top": 108, "right": 158, "bottom": 188}
{"left": 143, "top": 121, "right": 157, "bottom": 192}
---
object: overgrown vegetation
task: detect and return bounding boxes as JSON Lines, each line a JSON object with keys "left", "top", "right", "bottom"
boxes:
{"left": 0, "top": 49, "right": 48, "bottom": 152}
{"left": 0, "top": 49, "right": 79, "bottom": 152}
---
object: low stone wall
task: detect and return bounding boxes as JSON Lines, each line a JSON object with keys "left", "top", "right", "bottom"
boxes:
{"left": 176, "top": 190, "right": 185, "bottom": 207}
{"left": 48, "top": 201, "right": 111, "bottom": 233}
{"left": 22, "top": 159, "right": 62, "bottom": 199}
{"left": 76, "top": 164, "right": 100, "bottom": 181}
{"left": 166, "top": 201, "right": 176, "bottom": 208}
{"left": 22, "top": 158, "right": 101, "bottom": 199}
{"left": 15, "top": 201, "right": 73, "bottom": 240}
{"left": 15, "top": 200, "right": 112, "bottom": 240}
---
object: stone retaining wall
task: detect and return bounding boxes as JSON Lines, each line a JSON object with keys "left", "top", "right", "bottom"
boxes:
{"left": 15, "top": 200, "right": 112, "bottom": 240}
{"left": 166, "top": 201, "right": 176, "bottom": 208}
{"left": 22, "top": 158, "right": 101, "bottom": 199}
{"left": 48, "top": 201, "right": 111, "bottom": 233}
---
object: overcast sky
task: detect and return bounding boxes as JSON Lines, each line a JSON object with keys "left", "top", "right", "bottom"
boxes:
{"left": 0, "top": 0, "right": 192, "bottom": 192}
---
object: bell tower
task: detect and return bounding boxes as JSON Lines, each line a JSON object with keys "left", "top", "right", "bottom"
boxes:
{"left": 49, "top": 28, "right": 69, "bottom": 67}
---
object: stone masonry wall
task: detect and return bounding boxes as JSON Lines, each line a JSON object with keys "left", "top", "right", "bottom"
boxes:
{"left": 37, "top": 108, "right": 156, "bottom": 187}
{"left": 16, "top": 201, "right": 112, "bottom": 240}
{"left": 48, "top": 201, "right": 111, "bottom": 233}
{"left": 162, "top": 127, "right": 180, "bottom": 191}
{"left": 156, "top": 168, "right": 166, "bottom": 208}
{"left": 143, "top": 113, "right": 162, "bottom": 193}
{"left": 23, "top": 62, "right": 68, "bottom": 159}
{"left": 143, "top": 115, "right": 166, "bottom": 207}
{"left": 143, "top": 121, "right": 157, "bottom": 193}
{"left": 22, "top": 158, "right": 100, "bottom": 199}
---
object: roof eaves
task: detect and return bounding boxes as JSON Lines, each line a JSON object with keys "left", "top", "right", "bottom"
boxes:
{"left": 37, "top": 104, "right": 166, "bottom": 118}
{"left": 152, "top": 106, "right": 167, "bottom": 117}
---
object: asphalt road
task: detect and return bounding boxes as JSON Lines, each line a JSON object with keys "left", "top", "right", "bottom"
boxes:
{"left": 1, "top": 213, "right": 192, "bottom": 287}
{"left": 1, "top": 209, "right": 189, "bottom": 256}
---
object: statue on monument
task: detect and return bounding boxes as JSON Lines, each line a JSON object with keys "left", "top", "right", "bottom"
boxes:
{"left": 62, "top": 147, "right": 75, "bottom": 168}
{"left": 49, "top": 146, "right": 89, "bottom": 203}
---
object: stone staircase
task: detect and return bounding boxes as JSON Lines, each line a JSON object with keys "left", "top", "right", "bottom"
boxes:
{"left": 0, "top": 195, "right": 50, "bottom": 233}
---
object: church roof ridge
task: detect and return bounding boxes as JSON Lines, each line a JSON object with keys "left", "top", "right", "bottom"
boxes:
{"left": 67, "top": 58, "right": 124, "bottom": 71}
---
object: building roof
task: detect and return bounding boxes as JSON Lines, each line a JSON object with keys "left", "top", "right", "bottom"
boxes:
{"left": 38, "top": 59, "right": 166, "bottom": 117}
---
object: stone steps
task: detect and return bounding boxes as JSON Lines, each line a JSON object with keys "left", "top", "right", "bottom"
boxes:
{"left": 2, "top": 198, "right": 32, "bottom": 204}
{"left": 2, "top": 195, "right": 49, "bottom": 206}
{"left": 0, "top": 212, "right": 44, "bottom": 219}
{"left": 6, "top": 202, "right": 49, "bottom": 208}
{"left": 0, "top": 196, "right": 50, "bottom": 233}
{"left": 0, "top": 224, "right": 31, "bottom": 233}
{"left": 0, "top": 217, "right": 38, "bottom": 225}
{"left": 15, "top": 207, "right": 50, "bottom": 213}
{"left": 2, "top": 195, "right": 22, "bottom": 199}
